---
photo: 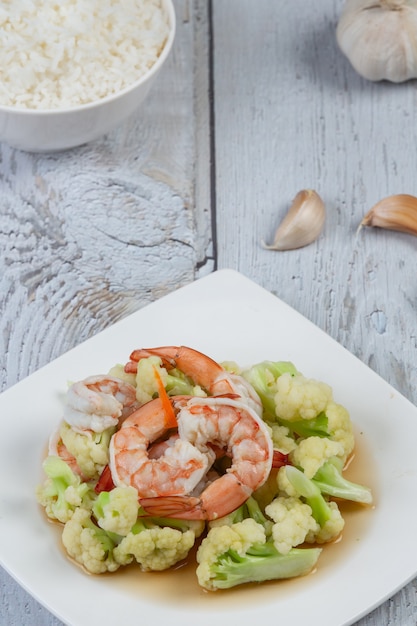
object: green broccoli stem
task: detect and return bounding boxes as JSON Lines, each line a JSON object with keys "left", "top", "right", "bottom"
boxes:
{"left": 278, "top": 412, "right": 330, "bottom": 438}
{"left": 84, "top": 515, "right": 120, "bottom": 553}
{"left": 312, "top": 458, "right": 373, "bottom": 504}
{"left": 242, "top": 361, "right": 299, "bottom": 417}
{"left": 210, "top": 542, "right": 321, "bottom": 589}
{"left": 131, "top": 515, "right": 189, "bottom": 534}
{"left": 43, "top": 455, "right": 77, "bottom": 484}
{"left": 43, "top": 455, "right": 90, "bottom": 505}
{"left": 285, "top": 466, "right": 332, "bottom": 527}
{"left": 92, "top": 490, "right": 111, "bottom": 521}
{"left": 213, "top": 497, "right": 271, "bottom": 529}
{"left": 48, "top": 477, "right": 72, "bottom": 512}
{"left": 165, "top": 369, "right": 199, "bottom": 396}
{"left": 245, "top": 496, "right": 269, "bottom": 525}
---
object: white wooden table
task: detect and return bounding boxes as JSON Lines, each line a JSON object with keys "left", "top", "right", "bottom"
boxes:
{"left": 1, "top": 1, "right": 417, "bottom": 624}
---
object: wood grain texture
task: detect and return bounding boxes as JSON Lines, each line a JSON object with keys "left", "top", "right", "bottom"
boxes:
{"left": 212, "top": 1, "right": 417, "bottom": 624}
{"left": 0, "top": 1, "right": 211, "bottom": 623}
{"left": 2, "top": 0, "right": 417, "bottom": 624}
{"left": 213, "top": 0, "right": 417, "bottom": 400}
{"left": 0, "top": 0, "right": 212, "bottom": 393}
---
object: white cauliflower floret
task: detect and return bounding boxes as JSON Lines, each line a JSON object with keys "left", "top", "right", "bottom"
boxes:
{"left": 114, "top": 523, "right": 199, "bottom": 571}
{"left": 265, "top": 496, "right": 319, "bottom": 555}
{"left": 36, "top": 456, "right": 95, "bottom": 523}
{"left": 290, "top": 436, "right": 345, "bottom": 479}
{"left": 93, "top": 486, "right": 139, "bottom": 536}
{"left": 196, "top": 512, "right": 323, "bottom": 591}
{"left": 133, "top": 355, "right": 207, "bottom": 401}
{"left": 36, "top": 483, "right": 85, "bottom": 524}
{"left": 220, "top": 361, "right": 242, "bottom": 374}
{"left": 62, "top": 507, "right": 120, "bottom": 574}
{"left": 107, "top": 364, "right": 137, "bottom": 387}
{"left": 326, "top": 402, "right": 355, "bottom": 461}
{"left": 196, "top": 519, "right": 266, "bottom": 589}
{"left": 64, "top": 485, "right": 87, "bottom": 508}
{"left": 134, "top": 356, "right": 168, "bottom": 406}
{"left": 274, "top": 373, "right": 333, "bottom": 421}
{"left": 269, "top": 423, "right": 298, "bottom": 454}
{"left": 59, "top": 420, "right": 114, "bottom": 480}
{"left": 305, "top": 500, "right": 345, "bottom": 544}
{"left": 276, "top": 465, "right": 298, "bottom": 497}
{"left": 283, "top": 465, "right": 346, "bottom": 546}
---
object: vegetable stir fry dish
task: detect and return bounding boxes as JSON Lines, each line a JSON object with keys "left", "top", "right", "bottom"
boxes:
{"left": 36, "top": 346, "right": 373, "bottom": 591}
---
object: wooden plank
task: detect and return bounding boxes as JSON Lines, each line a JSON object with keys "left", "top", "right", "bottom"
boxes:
{"left": 0, "top": 0, "right": 211, "bottom": 393}
{"left": 212, "top": 1, "right": 417, "bottom": 623}
{"left": 0, "top": 1, "right": 211, "bottom": 623}
{"left": 212, "top": 0, "right": 417, "bottom": 400}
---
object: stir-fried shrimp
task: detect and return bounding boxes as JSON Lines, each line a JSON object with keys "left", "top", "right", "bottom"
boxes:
{"left": 125, "top": 346, "right": 231, "bottom": 394}
{"left": 227, "top": 371, "right": 264, "bottom": 415}
{"left": 147, "top": 433, "right": 180, "bottom": 459}
{"left": 64, "top": 375, "right": 137, "bottom": 433}
{"left": 125, "top": 345, "right": 262, "bottom": 414}
{"left": 109, "top": 397, "right": 214, "bottom": 498}
{"left": 139, "top": 395, "right": 273, "bottom": 520}
{"left": 147, "top": 433, "right": 227, "bottom": 463}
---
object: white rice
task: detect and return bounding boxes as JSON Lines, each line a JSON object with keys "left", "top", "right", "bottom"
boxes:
{"left": 0, "top": 0, "right": 170, "bottom": 110}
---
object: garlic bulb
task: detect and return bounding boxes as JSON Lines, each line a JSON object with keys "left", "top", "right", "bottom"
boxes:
{"left": 262, "top": 189, "right": 326, "bottom": 251}
{"left": 359, "top": 194, "right": 417, "bottom": 235}
{"left": 337, "top": 0, "right": 417, "bottom": 82}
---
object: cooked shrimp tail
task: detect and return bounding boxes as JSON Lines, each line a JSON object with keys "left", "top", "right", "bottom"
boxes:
{"left": 95, "top": 465, "right": 115, "bottom": 494}
{"left": 139, "top": 495, "right": 201, "bottom": 517}
{"left": 126, "top": 345, "right": 232, "bottom": 395}
{"left": 140, "top": 474, "right": 253, "bottom": 520}
{"left": 272, "top": 450, "right": 290, "bottom": 469}
{"left": 125, "top": 346, "right": 263, "bottom": 414}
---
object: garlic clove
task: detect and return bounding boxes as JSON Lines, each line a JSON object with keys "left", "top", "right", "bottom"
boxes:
{"left": 358, "top": 193, "right": 417, "bottom": 235}
{"left": 262, "top": 189, "right": 326, "bottom": 251}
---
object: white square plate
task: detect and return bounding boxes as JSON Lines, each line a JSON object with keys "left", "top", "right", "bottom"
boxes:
{"left": 0, "top": 269, "right": 415, "bottom": 626}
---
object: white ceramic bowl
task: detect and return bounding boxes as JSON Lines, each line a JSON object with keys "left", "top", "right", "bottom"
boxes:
{"left": 0, "top": 0, "right": 175, "bottom": 153}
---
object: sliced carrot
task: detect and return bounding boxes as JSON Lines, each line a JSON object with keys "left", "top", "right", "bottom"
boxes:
{"left": 153, "top": 365, "right": 177, "bottom": 428}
